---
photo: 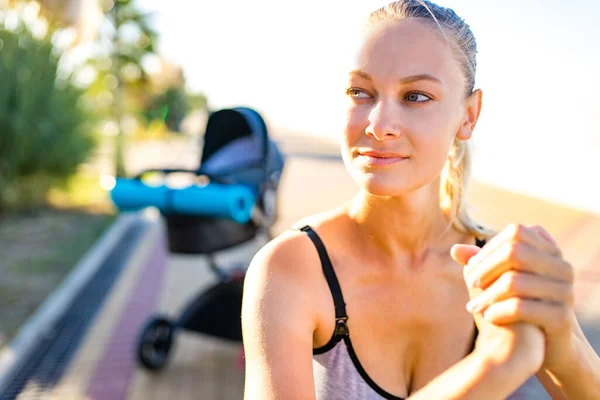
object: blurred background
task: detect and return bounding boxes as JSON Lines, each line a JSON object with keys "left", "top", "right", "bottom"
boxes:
{"left": 137, "top": 0, "right": 600, "bottom": 214}
{"left": 0, "top": 0, "right": 598, "bottom": 399}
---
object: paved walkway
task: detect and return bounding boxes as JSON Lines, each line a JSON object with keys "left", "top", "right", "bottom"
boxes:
{"left": 3, "top": 135, "right": 600, "bottom": 399}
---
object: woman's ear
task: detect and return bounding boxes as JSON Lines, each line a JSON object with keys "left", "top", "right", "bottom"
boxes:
{"left": 457, "top": 89, "right": 483, "bottom": 140}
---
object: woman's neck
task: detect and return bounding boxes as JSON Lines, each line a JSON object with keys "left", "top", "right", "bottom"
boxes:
{"left": 346, "top": 181, "right": 459, "bottom": 266}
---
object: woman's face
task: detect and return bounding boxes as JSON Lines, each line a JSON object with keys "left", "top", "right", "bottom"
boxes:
{"left": 341, "top": 19, "right": 477, "bottom": 196}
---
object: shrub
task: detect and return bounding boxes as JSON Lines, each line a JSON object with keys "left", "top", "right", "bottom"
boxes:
{"left": 0, "top": 23, "right": 95, "bottom": 211}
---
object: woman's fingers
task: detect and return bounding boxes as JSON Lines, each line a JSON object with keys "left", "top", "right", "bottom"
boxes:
{"left": 466, "top": 224, "right": 560, "bottom": 276}
{"left": 465, "top": 241, "right": 573, "bottom": 289}
{"left": 480, "top": 297, "right": 573, "bottom": 334}
{"left": 450, "top": 244, "right": 480, "bottom": 266}
{"left": 466, "top": 271, "right": 574, "bottom": 314}
{"left": 530, "top": 225, "right": 558, "bottom": 247}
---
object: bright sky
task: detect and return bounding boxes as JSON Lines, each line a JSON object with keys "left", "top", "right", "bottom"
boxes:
{"left": 138, "top": 0, "right": 599, "bottom": 214}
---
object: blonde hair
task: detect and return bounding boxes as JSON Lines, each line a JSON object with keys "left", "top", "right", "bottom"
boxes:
{"left": 366, "top": 0, "right": 494, "bottom": 240}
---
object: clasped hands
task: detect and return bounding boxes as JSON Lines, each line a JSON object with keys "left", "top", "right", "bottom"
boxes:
{"left": 451, "top": 223, "right": 576, "bottom": 373}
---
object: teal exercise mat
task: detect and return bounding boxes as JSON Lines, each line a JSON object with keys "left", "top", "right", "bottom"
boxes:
{"left": 110, "top": 178, "right": 256, "bottom": 223}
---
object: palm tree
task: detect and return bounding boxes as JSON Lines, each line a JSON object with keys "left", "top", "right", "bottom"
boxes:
{"left": 8, "top": 0, "right": 160, "bottom": 177}
{"left": 105, "top": 0, "right": 159, "bottom": 177}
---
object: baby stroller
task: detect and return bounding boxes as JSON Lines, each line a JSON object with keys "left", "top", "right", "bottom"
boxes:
{"left": 133, "top": 107, "right": 285, "bottom": 371}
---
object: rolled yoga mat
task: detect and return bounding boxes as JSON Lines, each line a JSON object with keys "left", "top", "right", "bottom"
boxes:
{"left": 110, "top": 178, "right": 256, "bottom": 223}
{"left": 170, "top": 183, "right": 255, "bottom": 223}
{"left": 110, "top": 178, "right": 169, "bottom": 212}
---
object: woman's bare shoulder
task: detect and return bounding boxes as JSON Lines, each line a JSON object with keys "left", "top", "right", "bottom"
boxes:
{"left": 290, "top": 205, "right": 350, "bottom": 233}
{"left": 241, "top": 212, "right": 344, "bottom": 350}
{"left": 241, "top": 213, "right": 347, "bottom": 400}
{"left": 248, "top": 229, "right": 320, "bottom": 282}
{"left": 245, "top": 208, "right": 348, "bottom": 290}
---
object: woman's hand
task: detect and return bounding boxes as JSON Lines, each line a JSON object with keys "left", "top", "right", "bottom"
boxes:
{"left": 452, "top": 223, "right": 576, "bottom": 374}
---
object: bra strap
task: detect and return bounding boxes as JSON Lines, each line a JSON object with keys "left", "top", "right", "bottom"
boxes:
{"left": 299, "top": 225, "right": 349, "bottom": 337}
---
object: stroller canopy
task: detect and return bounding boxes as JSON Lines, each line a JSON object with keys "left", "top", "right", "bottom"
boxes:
{"left": 199, "top": 107, "right": 284, "bottom": 197}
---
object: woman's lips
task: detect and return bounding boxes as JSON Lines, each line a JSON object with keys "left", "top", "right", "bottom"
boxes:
{"left": 356, "top": 152, "right": 409, "bottom": 166}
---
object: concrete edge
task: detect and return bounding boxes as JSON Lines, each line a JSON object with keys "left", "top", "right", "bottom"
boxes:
{"left": 0, "top": 212, "right": 140, "bottom": 393}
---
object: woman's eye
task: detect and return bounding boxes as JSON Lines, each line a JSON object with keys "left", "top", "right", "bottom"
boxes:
{"left": 345, "top": 88, "right": 371, "bottom": 100}
{"left": 405, "top": 92, "right": 431, "bottom": 103}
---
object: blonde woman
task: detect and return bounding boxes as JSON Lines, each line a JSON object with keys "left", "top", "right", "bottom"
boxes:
{"left": 241, "top": 1, "right": 600, "bottom": 398}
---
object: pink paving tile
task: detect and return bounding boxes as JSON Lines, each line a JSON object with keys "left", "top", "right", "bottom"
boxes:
{"left": 86, "top": 231, "right": 168, "bottom": 400}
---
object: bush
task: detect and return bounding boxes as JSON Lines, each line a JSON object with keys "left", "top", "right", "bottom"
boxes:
{"left": 0, "top": 23, "right": 95, "bottom": 212}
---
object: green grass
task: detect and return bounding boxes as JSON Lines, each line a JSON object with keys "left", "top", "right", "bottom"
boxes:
{"left": 0, "top": 172, "right": 116, "bottom": 349}
{"left": 0, "top": 286, "right": 26, "bottom": 308}
{"left": 9, "top": 213, "right": 114, "bottom": 277}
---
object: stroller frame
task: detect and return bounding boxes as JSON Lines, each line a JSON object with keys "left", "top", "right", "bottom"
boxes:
{"left": 136, "top": 107, "right": 284, "bottom": 371}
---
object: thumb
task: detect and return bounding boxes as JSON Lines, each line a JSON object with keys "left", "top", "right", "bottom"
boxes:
{"left": 451, "top": 244, "right": 481, "bottom": 266}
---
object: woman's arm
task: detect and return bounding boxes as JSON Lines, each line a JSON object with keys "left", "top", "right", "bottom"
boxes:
{"left": 242, "top": 233, "right": 546, "bottom": 400}
{"left": 454, "top": 224, "right": 600, "bottom": 399}
{"left": 408, "top": 323, "right": 545, "bottom": 400}
{"left": 408, "top": 350, "right": 525, "bottom": 400}
{"left": 241, "top": 233, "right": 320, "bottom": 400}
{"left": 537, "top": 315, "right": 600, "bottom": 399}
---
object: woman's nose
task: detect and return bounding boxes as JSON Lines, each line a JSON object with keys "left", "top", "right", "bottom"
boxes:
{"left": 365, "top": 101, "right": 402, "bottom": 141}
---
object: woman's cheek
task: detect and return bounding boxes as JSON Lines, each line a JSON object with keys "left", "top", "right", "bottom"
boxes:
{"left": 419, "top": 131, "right": 456, "bottom": 174}
{"left": 344, "top": 109, "right": 368, "bottom": 141}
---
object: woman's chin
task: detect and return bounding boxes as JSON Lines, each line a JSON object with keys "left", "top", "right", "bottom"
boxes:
{"left": 357, "top": 175, "right": 413, "bottom": 197}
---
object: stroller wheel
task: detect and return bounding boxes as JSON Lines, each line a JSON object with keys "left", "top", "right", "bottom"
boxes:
{"left": 137, "top": 316, "right": 175, "bottom": 371}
